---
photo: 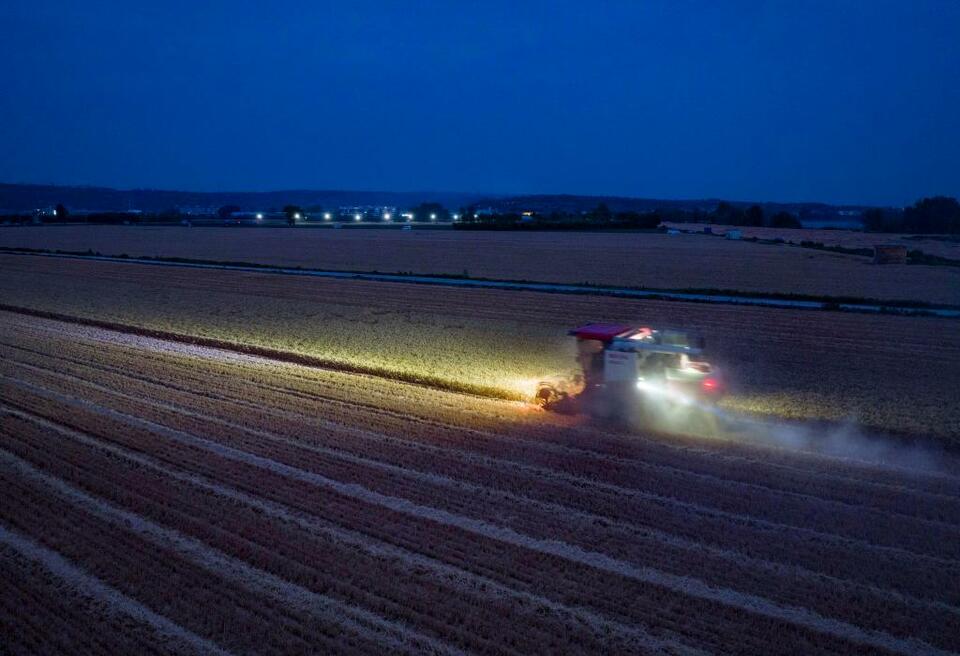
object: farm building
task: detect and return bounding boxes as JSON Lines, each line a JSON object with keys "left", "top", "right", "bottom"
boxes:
{"left": 873, "top": 244, "right": 907, "bottom": 264}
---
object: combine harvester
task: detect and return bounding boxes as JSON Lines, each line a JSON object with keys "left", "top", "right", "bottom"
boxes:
{"left": 535, "top": 324, "right": 944, "bottom": 468}
{"left": 535, "top": 323, "right": 725, "bottom": 428}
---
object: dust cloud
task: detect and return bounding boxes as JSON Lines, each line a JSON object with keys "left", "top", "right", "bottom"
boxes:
{"left": 706, "top": 408, "right": 960, "bottom": 478}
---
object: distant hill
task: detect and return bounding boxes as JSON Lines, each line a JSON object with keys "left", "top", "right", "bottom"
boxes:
{"left": 0, "top": 183, "right": 872, "bottom": 221}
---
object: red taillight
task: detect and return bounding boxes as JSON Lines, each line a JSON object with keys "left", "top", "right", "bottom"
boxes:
{"left": 701, "top": 377, "right": 719, "bottom": 393}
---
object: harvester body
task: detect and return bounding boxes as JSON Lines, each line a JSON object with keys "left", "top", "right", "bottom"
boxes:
{"left": 536, "top": 323, "right": 724, "bottom": 420}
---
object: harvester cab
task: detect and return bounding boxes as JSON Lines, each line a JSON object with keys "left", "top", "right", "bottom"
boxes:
{"left": 535, "top": 323, "right": 724, "bottom": 419}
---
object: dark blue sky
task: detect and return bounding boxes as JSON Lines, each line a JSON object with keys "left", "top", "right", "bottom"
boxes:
{"left": 1, "top": 1, "right": 958, "bottom": 205}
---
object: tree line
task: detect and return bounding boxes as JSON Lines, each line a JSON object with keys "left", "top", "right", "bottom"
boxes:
{"left": 454, "top": 205, "right": 662, "bottom": 230}
{"left": 459, "top": 196, "right": 960, "bottom": 234}
{"left": 13, "top": 195, "right": 960, "bottom": 235}
{"left": 863, "top": 197, "right": 960, "bottom": 234}
{"left": 455, "top": 202, "right": 802, "bottom": 231}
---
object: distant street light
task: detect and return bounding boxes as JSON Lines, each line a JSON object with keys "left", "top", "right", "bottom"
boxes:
{"left": 452, "top": 213, "right": 460, "bottom": 220}
{"left": 430, "top": 213, "right": 437, "bottom": 221}
{"left": 383, "top": 213, "right": 392, "bottom": 221}
{"left": 354, "top": 213, "right": 362, "bottom": 221}
{"left": 255, "top": 213, "right": 264, "bottom": 221}
{"left": 293, "top": 212, "right": 302, "bottom": 220}
{"left": 323, "top": 212, "right": 332, "bottom": 221}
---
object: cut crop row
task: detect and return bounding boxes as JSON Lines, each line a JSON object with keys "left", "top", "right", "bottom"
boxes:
{"left": 2, "top": 252, "right": 959, "bottom": 441}
{"left": 0, "top": 382, "right": 944, "bottom": 652}
{"left": 3, "top": 346, "right": 952, "bottom": 592}
{"left": 7, "top": 316, "right": 954, "bottom": 504}
{"left": 1, "top": 414, "right": 647, "bottom": 656}
{"left": 0, "top": 461, "right": 389, "bottom": 656}
{"left": 4, "top": 325, "right": 956, "bottom": 527}
{"left": 3, "top": 337, "right": 958, "bottom": 609}
{"left": 0, "top": 541, "right": 192, "bottom": 656}
{"left": 0, "top": 393, "right": 725, "bottom": 651}
{"left": 5, "top": 311, "right": 957, "bottom": 505}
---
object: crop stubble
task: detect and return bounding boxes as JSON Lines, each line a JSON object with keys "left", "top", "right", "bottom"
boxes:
{"left": 1, "top": 226, "right": 958, "bottom": 303}
{"left": 1, "top": 312, "right": 959, "bottom": 655}
{"left": 1, "top": 254, "right": 958, "bottom": 442}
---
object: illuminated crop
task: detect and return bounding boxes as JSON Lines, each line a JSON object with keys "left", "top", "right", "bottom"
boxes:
{"left": 1, "top": 312, "right": 958, "bottom": 655}
{"left": 1, "top": 252, "right": 958, "bottom": 444}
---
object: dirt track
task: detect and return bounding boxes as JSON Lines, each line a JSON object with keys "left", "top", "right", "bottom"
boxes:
{"left": 1, "top": 311, "right": 959, "bottom": 655}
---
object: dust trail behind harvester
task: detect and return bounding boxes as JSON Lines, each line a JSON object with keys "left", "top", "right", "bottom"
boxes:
{"left": 606, "top": 395, "right": 960, "bottom": 478}
{"left": 696, "top": 406, "right": 960, "bottom": 478}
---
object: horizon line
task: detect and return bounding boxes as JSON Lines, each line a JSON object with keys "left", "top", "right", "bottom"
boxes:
{"left": 0, "top": 180, "right": 912, "bottom": 209}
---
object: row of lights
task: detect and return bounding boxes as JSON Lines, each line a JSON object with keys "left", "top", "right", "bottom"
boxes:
{"left": 255, "top": 211, "right": 461, "bottom": 222}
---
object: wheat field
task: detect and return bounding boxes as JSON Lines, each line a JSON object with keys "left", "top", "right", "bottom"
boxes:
{"left": 2, "top": 225, "right": 958, "bottom": 304}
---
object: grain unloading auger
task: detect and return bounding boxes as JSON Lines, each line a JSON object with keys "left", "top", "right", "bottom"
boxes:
{"left": 535, "top": 323, "right": 725, "bottom": 424}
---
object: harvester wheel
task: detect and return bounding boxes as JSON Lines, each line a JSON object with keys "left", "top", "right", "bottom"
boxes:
{"left": 533, "top": 383, "right": 567, "bottom": 410}
{"left": 534, "top": 383, "right": 561, "bottom": 409}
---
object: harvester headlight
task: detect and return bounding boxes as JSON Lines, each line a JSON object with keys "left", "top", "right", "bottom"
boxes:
{"left": 637, "top": 379, "right": 692, "bottom": 406}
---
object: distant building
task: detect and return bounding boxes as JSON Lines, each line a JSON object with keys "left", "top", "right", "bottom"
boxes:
{"left": 873, "top": 244, "right": 907, "bottom": 264}
{"left": 178, "top": 206, "right": 218, "bottom": 216}
{"left": 338, "top": 206, "right": 397, "bottom": 220}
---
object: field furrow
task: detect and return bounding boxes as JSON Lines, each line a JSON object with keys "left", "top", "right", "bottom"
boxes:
{"left": 0, "top": 373, "right": 954, "bottom": 655}
{"left": 0, "top": 534, "right": 206, "bottom": 656}
{"left": 0, "top": 461, "right": 392, "bottom": 655}
{"left": 4, "top": 364, "right": 960, "bottom": 651}
{"left": 0, "top": 404, "right": 676, "bottom": 653}
{"left": 3, "top": 327, "right": 960, "bottom": 604}
{"left": 4, "top": 311, "right": 956, "bottom": 503}
{"left": 0, "top": 414, "right": 667, "bottom": 655}
{"left": 3, "top": 254, "right": 960, "bottom": 441}
{"left": 2, "top": 306, "right": 958, "bottom": 655}
{"left": 1, "top": 338, "right": 960, "bottom": 584}
{"left": 3, "top": 317, "right": 958, "bottom": 515}
{"left": 3, "top": 399, "right": 779, "bottom": 655}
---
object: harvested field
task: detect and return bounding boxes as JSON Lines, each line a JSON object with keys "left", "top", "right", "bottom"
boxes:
{"left": 665, "top": 223, "right": 960, "bottom": 260}
{"left": 2, "top": 225, "right": 959, "bottom": 304}
{"left": 1, "top": 253, "right": 958, "bottom": 443}
{"left": 1, "top": 310, "right": 959, "bottom": 655}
